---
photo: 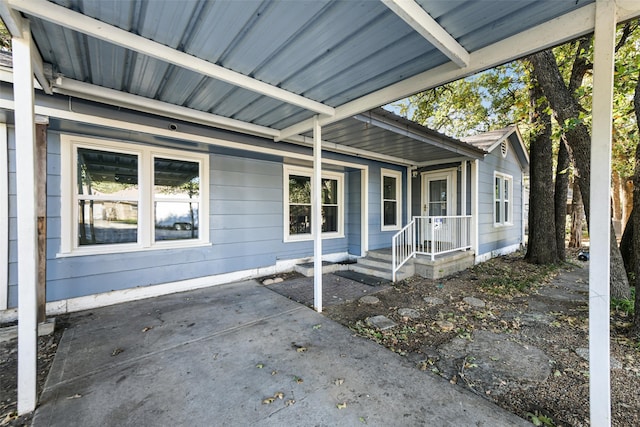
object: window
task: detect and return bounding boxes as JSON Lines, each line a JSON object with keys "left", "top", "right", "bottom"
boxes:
{"left": 494, "top": 172, "right": 513, "bottom": 226}
{"left": 381, "top": 169, "right": 402, "bottom": 230}
{"left": 61, "top": 136, "right": 209, "bottom": 255}
{"left": 284, "top": 165, "right": 343, "bottom": 241}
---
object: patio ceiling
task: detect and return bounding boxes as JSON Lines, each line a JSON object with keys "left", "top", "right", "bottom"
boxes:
{"left": 3, "top": 0, "right": 639, "bottom": 165}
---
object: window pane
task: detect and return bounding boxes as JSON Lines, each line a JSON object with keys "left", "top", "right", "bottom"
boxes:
{"left": 384, "top": 201, "right": 397, "bottom": 226}
{"left": 383, "top": 176, "right": 396, "bottom": 200}
{"left": 155, "top": 201, "right": 199, "bottom": 241}
{"left": 504, "top": 179, "right": 509, "bottom": 200}
{"left": 154, "top": 158, "right": 200, "bottom": 199}
{"left": 504, "top": 202, "right": 509, "bottom": 223}
{"left": 290, "top": 205, "right": 311, "bottom": 235}
{"left": 77, "top": 148, "right": 138, "bottom": 196}
{"left": 78, "top": 200, "right": 138, "bottom": 245}
{"left": 495, "top": 177, "right": 501, "bottom": 200}
{"left": 322, "top": 178, "right": 338, "bottom": 204}
{"left": 322, "top": 206, "right": 338, "bottom": 232}
{"left": 495, "top": 201, "right": 501, "bottom": 223}
{"left": 289, "top": 175, "right": 311, "bottom": 204}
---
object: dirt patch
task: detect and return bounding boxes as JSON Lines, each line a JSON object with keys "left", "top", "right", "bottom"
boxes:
{"left": 0, "top": 317, "right": 67, "bottom": 426}
{"left": 323, "top": 253, "right": 640, "bottom": 427}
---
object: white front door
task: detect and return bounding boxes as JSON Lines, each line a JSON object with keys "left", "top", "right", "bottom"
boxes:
{"left": 422, "top": 169, "right": 456, "bottom": 217}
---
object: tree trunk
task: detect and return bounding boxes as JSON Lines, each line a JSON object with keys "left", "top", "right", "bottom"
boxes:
{"left": 555, "top": 138, "right": 570, "bottom": 261}
{"left": 612, "top": 170, "right": 623, "bottom": 239}
{"left": 620, "top": 208, "right": 634, "bottom": 273}
{"left": 622, "top": 179, "right": 634, "bottom": 232}
{"left": 632, "top": 70, "right": 640, "bottom": 336}
{"left": 529, "top": 49, "right": 630, "bottom": 299}
{"left": 525, "top": 77, "right": 557, "bottom": 264}
{"left": 569, "top": 178, "right": 584, "bottom": 248}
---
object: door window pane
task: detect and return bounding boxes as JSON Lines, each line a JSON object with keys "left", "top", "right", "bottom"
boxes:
{"left": 429, "top": 179, "right": 447, "bottom": 216}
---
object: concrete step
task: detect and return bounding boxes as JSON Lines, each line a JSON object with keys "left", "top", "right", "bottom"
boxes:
{"left": 294, "top": 261, "right": 347, "bottom": 277}
{"left": 357, "top": 256, "right": 392, "bottom": 270}
{"left": 349, "top": 262, "right": 414, "bottom": 282}
{"left": 364, "top": 249, "right": 393, "bottom": 262}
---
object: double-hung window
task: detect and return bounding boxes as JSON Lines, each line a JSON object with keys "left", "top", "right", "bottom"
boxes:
{"left": 61, "top": 135, "right": 209, "bottom": 255}
{"left": 284, "top": 165, "right": 343, "bottom": 241}
{"left": 381, "top": 169, "right": 402, "bottom": 231}
{"left": 494, "top": 172, "right": 513, "bottom": 226}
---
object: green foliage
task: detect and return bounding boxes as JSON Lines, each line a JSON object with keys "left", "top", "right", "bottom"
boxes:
{"left": 0, "top": 19, "right": 10, "bottom": 51}
{"left": 611, "top": 287, "right": 635, "bottom": 316}
{"left": 476, "top": 259, "right": 557, "bottom": 295}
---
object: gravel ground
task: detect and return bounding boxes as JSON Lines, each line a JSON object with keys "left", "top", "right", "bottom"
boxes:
{"left": 322, "top": 253, "right": 640, "bottom": 426}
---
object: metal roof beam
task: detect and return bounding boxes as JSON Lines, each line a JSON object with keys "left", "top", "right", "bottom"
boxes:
{"left": 382, "top": 0, "right": 469, "bottom": 68}
{"left": 6, "top": 0, "right": 335, "bottom": 116}
{"left": 277, "top": 2, "right": 640, "bottom": 141}
{"left": 0, "top": 1, "right": 53, "bottom": 94}
{"left": 52, "top": 77, "right": 280, "bottom": 139}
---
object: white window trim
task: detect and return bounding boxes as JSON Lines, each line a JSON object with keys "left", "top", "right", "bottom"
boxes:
{"left": 381, "top": 168, "right": 402, "bottom": 231}
{"left": 283, "top": 164, "right": 344, "bottom": 242}
{"left": 494, "top": 171, "right": 513, "bottom": 227}
{"left": 60, "top": 135, "right": 209, "bottom": 256}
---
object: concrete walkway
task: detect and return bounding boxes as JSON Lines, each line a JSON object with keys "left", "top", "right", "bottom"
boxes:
{"left": 33, "top": 280, "right": 529, "bottom": 426}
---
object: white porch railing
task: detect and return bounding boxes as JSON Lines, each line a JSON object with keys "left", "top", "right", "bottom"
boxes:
{"left": 392, "top": 215, "right": 472, "bottom": 282}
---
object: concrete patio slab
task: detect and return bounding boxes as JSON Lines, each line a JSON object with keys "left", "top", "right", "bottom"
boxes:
{"left": 33, "top": 279, "right": 529, "bottom": 426}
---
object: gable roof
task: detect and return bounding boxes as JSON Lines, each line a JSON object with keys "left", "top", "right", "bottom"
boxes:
{"left": 462, "top": 125, "right": 529, "bottom": 172}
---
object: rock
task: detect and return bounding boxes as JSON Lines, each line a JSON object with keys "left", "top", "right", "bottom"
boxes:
{"left": 365, "top": 315, "right": 396, "bottom": 330}
{"left": 273, "top": 277, "right": 284, "bottom": 284}
{"left": 423, "top": 297, "right": 444, "bottom": 305}
{"left": 436, "top": 330, "right": 551, "bottom": 395}
{"left": 575, "top": 347, "right": 622, "bottom": 369}
{"left": 398, "top": 308, "right": 420, "bottom": 319}
{"left": 263, "top": 279, "right": 274, "bottom": 285}
{"left": 463, "top": 296, "right": 486, "bottom": 308}
{"left": 435, "top": 320, "right": 455, "bottom": 331}
{"left": 360, "top": 296, "right": 380, "bottom": 305}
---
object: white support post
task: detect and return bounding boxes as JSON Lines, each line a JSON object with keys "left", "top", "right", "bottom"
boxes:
{"left": 312, "top": 116, "right": 323, "bottom": 312}
{"left": 589, "top": 1, "right": 616, "bottom": 425}
{"left": 460, "top": 161, "right": 467, "bottom": 216}
{"left": 470, "top": 160, "right": 479, "bottom": 259}
{"left": 0, "top": 123, "right": 8, "bottom": 311}
{"left": 406, "top": 166, "right": 412, "bottom": 224}
{"left": 13, "top": 21, "right": 39, "bottom": 415}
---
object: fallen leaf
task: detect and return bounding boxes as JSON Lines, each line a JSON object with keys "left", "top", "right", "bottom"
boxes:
{"left": 293, "top": 376, "right": 304, "bottom": 384}
{"left": 271, "top": 370, "right": 278, "bottom": 376}
{"left": 141, "top": 326, "right": 152, "bottom": 332}
{"left": 256, "top": 363, "right": 264, "bottom": 369}
{"left": 262, "top": 397, "right": 275, "bottom": 405}
{"left": 285, "top": 399, "right": 296, "bottom": 406}
{"left": 66, "top": 393, "right": 82, "bottom": 400}
{"left": 313, "top": 324, "right": 322, "bottom": 330}
{"left": 274, "top": 391, "right": 284, "bottom": 400}
{"left": 111, "top": 347, "right": 124, "bottom": 356}
{"left": 334, "top": 378, "right": 344, "bottom": 386}
{"left": 336, "top": 402, "right": 347, "bottom": 410}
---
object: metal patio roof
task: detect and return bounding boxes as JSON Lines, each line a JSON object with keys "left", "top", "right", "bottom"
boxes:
{"left": 1, "top": 0, "right": 639, "bottom": 164}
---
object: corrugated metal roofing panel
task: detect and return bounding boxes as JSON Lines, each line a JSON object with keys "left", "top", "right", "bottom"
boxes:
{"left": 20, "top": 0, "right": 600, "bottom": 162}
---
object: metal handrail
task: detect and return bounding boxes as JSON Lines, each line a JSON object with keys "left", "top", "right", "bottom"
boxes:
{"left": 391, "top": 215, "right": 472, "bottom": 281}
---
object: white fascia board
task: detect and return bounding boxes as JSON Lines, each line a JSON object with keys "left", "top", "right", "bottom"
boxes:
{"left": 278, "top": 2, "right": 640, "bottom": 140}
{"left": 53, "top": 77, "right": 280, "bottom": 139}
{"left": 382, "top": 0, "right": 469, "bottom": 67}
{"left": 7, "top": 0, "right": 335, "bottom": 117}
{"left": 416, "top": 156, "right": 471, "bottom": 168}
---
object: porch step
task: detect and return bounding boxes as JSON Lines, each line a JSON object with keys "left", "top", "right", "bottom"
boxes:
{"left": 349, "top": 249, "right": 414, "bottom": 282}
{"left": 294, "top": 261, "right": 347, "bottom": 277}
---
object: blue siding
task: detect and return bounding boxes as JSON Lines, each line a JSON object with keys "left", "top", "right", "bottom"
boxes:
{"left": 477, "top": 142, "right": 524, "bottom": 255}
{"left": 4, "top": 108, "right": 413, "bottom": 306}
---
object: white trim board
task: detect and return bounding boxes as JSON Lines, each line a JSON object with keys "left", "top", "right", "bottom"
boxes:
{"left": 0, "top": 252, "right": 351, "bottom": 322}
{"left": 0, "top": 123, "right": 8, "bottom": 310}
